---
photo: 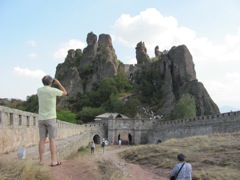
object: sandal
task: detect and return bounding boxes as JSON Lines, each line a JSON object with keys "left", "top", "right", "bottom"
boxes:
{"left": 50, "top": 162, "right": 61, "bottom": 167}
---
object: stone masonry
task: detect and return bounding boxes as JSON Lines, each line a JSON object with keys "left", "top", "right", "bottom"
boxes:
{"left": 1, "top": 105, "right": 240, "bottom": 157}
{"left": 0, "top": 106, "right": 106, "bottom": 155}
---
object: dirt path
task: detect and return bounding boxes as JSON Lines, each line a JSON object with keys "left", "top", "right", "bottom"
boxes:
{"left": 51, "top": 145, "right": 168, "bottom": 180}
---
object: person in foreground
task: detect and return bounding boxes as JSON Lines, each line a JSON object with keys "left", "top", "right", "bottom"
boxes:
{"left": 170, "top": 153, "right": 192, "bottom": 180}
{"left": 37, "top": 75, "right": 67, "bottom": 167}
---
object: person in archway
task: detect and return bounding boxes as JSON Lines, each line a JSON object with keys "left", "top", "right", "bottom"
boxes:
{"left": 101, "top": 139, "right": 105, "bottom": 153}
{"left": 90, "top": 141, "right": 95, "bottom": 153}
{"left": 118, "top": 139, "right": 122, "bottom": 147}
{"left": 37, "top": 75, "right": 67, "bottom": 166}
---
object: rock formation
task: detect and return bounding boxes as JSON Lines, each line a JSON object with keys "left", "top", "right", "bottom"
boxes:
{"left": 139, "top": 44, "right": 219, "bottom": 116}
{"left": 135, "top": 41, "right": 151, "bottom": 64}
{"left": 55, "top": 32, "right": 119, "bottom": 106}
{"left": 54, "top": 32, "right": 219, "bottom": 116}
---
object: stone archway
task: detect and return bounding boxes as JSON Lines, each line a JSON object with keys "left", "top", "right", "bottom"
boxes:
{"left": 128, "top": 133, "right": 133, "bottom": 145}
{"left": 93, "top": 134, "right": 101, "bottom": 144}
{"left": 118, "top": 132, "right": 133, "bottom": 145}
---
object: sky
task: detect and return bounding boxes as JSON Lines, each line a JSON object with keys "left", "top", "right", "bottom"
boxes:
{"left": 1, "top": 0, "right": 240, "bottom": 113}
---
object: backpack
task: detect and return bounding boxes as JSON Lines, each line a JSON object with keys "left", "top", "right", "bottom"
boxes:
{"left": 101, "top": 141, "right": 105, "bottom": 147}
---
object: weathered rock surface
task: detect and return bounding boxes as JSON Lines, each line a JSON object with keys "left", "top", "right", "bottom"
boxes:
{"left": 55, "top": 32, "right": 119, "bottom": 106}
{"left": 54, "top": 32, "right": 219, "bottom": 116}
{"left": 135, "top": 41, "right": 151, "bottom": 65}
{"left": 140, "top": 44, "right": 219, "bottom": 116}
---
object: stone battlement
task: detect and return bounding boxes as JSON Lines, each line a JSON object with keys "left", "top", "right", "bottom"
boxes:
{"left": 1, "top": 105, "right": 240, "bottom": 154}
{"left": 148, "top": 111, "right": 240, "bottom": 143}
{"left": 0, "top": 106, "right": 105, "bottom": 154}
{"left": 158, "top": 111, "right": 240, "bottom": 126}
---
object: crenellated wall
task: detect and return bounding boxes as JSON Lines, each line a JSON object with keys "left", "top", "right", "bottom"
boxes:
{"left": 0, "top": 106, "right": 106, "bottom": 154}
{"left": 1, "top": 105, "right": 240, "bottom": 155}
{"left": 148, "top": 111, "right": 240, "bottom": 143}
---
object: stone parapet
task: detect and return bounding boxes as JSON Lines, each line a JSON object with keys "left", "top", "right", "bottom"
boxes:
{"left": 0, "top": 106, "right": 105, "bottom": 154}
{"left": 2, "top": 105, "right": 240, "bottom": 155}
{"left": 148, "top": 111, "right": 240, "bottom": 143}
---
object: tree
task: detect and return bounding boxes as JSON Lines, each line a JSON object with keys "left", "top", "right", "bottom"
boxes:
{"left": 98, "top": 78, "right": 118, "bottom": 103}
{"left": 57, "top": 109, "right": 77, "bottom": 124}
{"left": 102, "top": 95, "right": 124, "bottom": 113}
{"left": 115, "top": 70, "right": 132, "bottom": 93}
{"left": 122, "top": 98, "right": 141, "bottom": 118}
{"left": 24, "top": 95, "right": 38, "bottom": 113}
{"left": 175, "top": 93, "right": 196, "bottom": 119}
{"left": 76, "top": 107, "right": 104, "bottom": 124}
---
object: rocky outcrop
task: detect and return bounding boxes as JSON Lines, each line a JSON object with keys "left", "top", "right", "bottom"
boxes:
{"left": 139, "top": 44, "right": 219, "bottom": 116}
{"left": 80, "top": 32, "right": 98, "bottom": 67}
{"left": 178, "top": 80, "right": 219, "bottom": 115}
{"left": 136, "top": 41, "right": 151, "bottom": 65}
{"left": 54, "top": 32, "right": 219, "bottom": 116}
{"left": 94, "top": 34, "right": 119, "bottom": 79}
{"left": 55, "top": 32, "right": 119, "bottom": 106}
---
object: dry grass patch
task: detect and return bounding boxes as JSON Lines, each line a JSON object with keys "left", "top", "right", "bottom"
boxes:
{"left": 119, "top": 133, "right": 240, "bottom": 180}
{"left": 97, "top": 160, "right": 123, "bottom": 180}
{"left": 65, "top": 145, "right": 124, "bottom": 180}
{"left": 0, "top": 159, "right": 50, "bottom": 180}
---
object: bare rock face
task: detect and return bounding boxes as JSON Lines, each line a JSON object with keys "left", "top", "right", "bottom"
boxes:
{"left": 54, "top": 32, "right": 119, "bottom": 107}
{"left": 55, "top": 48, "right": 84, "bottom": 106}
{"left": 136, "top": 41, "right": 151, "bottom": 64}
{"left": 179, "top": 80, "right": 219, "bottom": 115}
{"left": 80, "top": 32, "right": 98, "bottom": 67}
{"left": 154, "top": 46, "right": 161, "bottom": 58}
{"left": 168, "top": 45, "right": 196, "bottom": 87}
{"left": 94, "top": 34, "right": 119, "bottom": 79}
{"left": 141, "top": 44, "right": 219, "bottom": 116}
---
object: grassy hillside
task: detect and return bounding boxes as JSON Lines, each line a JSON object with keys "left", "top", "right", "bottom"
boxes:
{"left": 119, "top": 132, "right": 240, "bottom": 179}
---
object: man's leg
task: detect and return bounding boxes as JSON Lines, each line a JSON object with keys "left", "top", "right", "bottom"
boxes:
{"left": 39, "top": 137, "right": 46, "bottom": 164}
{"left": 47, "top": 119, "right": 60, "bottom": 166}
{"left": 49, "top": 138, "right": 57, "bottom": 165}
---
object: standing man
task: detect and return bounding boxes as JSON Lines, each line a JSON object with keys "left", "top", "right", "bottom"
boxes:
{"left": 101, "top": 139, "right": 105, "bottom": 153}
{"left": 37, "top": 75, "right": 67, "bottom": 166}
{"left": 118, "top": 139, "right": 122, "bottom": 147}
{"left": 90, "top": 141, "right": 95, "bottom": 153}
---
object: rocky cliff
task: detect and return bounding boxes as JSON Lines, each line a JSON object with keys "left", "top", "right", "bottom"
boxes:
{"left": 54, "top": 32, "right": 219, "bottom": 116}
{"left": 136, "top": 43, "right": 219, "bottom": 116}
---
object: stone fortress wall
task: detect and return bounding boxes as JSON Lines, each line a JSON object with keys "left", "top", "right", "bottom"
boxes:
{"left": 1, "top": 105, "right": 240, "bottom": 155}
{"left": 0, "top": 106, "right": 106, "bottom": 154}
{"left": 148, "top": 111, "right": 240, "bottom": 143}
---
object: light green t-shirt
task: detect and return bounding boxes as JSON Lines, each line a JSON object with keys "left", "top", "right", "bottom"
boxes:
{"left": 37, "top": 86, "right": 63, "bottom": 120}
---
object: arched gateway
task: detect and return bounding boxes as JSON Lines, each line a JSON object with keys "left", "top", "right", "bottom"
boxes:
{"left": 94, "top": 113, "right": 151, "bottom": 145}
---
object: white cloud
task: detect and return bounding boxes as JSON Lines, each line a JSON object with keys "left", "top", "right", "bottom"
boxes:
{"left": 111, "top": 8, "right": 184, "bottom": 52}
{"left": 206, "top": 72, "right": 240, "bottom": 108}
{"left": 13, "top": 67, "right": 46, "bottom": 78}
{"left": 28, "top": 53, "right": 37, "bottom": 59}
{"left": 112, "top": 8, "right": 240, "bottom": 63}
{"left": 111, "top": 8, "right": 240, "bottom": 109}
{"left": 26, "top": 40, "right": 36, "bottom": 47}
{"left": 53, "top": 39, "right": 85, "bottom": 61}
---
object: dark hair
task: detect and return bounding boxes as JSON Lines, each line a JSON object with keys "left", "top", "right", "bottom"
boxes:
{"left": 177, "top": 153, "right": 186, "bottom": 162}
{"left": 42, "top": 75, "right": 54, "bottom": 85}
